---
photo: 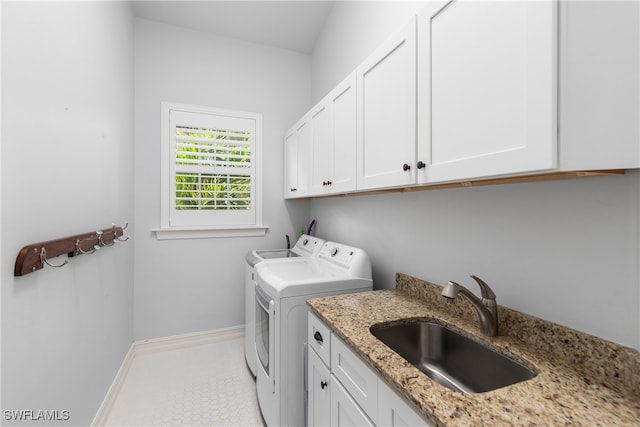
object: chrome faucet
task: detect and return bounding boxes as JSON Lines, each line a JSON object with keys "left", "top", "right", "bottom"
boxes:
{"left": 441, "top": 275, "right": 498, "bottom": 337}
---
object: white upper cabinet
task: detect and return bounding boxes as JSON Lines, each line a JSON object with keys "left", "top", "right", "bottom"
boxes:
{"left": 331, "top": 74, "right": 358, "bottom": 193}
{"left": 416, "top": 0, "right": 557, "bottom": 184}
{"left": 309, "top": 73, "right": 357, "bottom": 196}
{"left": 284, "top": 116, "right": 310, "bottom": 198}
{"left": 284, "top": 128, "right": 298, "bottom": 198}
{"left": 356, "top": 21, "right": 417, "bottom": 191}
{"left": 559, "top": 0, "right": 639, "bottom": 170}
{"left": 309, "top": 102, "right": 332, "bottom": 195}
{"left": 284, "top": 0, "right": 639, "bottom": 199}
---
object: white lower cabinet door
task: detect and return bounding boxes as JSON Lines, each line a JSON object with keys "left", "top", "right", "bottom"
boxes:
{"left": 330, "top": 375, "right": 375, "bottom": 427}
{"left": 331, "top": 334, "right": 378, "bottom": 419}
{"left": 308, "top": 348, "right": 331, "bottom": 427}
{"left": 377, "top": 380, "right": 433, "bottom": 427}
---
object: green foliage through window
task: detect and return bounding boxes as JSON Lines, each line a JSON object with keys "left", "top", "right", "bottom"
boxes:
{"left": 175, "top": 173, "right": 251, "bottom": 210}
{"left": 174, "top": 126, "right": 252, "bottom": 211}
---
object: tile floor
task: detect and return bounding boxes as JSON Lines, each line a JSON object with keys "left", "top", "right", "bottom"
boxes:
{"left": 104, "top": 335, "right": 264, "bottom": 426}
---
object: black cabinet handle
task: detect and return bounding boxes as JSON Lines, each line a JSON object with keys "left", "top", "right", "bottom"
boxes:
{"left": 314, "top": 331, "right": 323, "bottom": 343}
{"left": 402, "top": 163, "right": 411, "bottom": 171}
{"left": 321, "top": 381, "right": 328, "bottom": 389}
{"left": 417, "top": 161, "right": 426, "bottom": 170}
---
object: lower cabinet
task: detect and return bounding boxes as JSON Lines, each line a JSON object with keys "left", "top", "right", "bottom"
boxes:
{"left": 308, "top": 312, "right": 434, "bottom": 427}
{"left": 378, "top": 381, "right": 432, "bottom": 427}
{"left": 331, "top": 376, "right": 375, "bottom": 427}
{"left": 308, "top": 347, "right": 331, "bottom": 427}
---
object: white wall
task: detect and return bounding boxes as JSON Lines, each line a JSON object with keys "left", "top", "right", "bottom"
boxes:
{"left": 1, "top": 2, "right": 134, "bottom": 425}
{"left": 309, "top": 1, "right": 640, "bottom": 349}
{"left": 134, "top": 19, "right": 311, "bottom": 340}
{"left": 311, "top": 1, "right": 427, "bottom": 102}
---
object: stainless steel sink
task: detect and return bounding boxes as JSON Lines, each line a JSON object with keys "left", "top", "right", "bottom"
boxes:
{"left": 370, "top": 320, "right": 536, "bottom": 393}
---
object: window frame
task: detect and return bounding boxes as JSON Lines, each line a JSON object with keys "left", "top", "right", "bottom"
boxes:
{"left": 155, "top": 102, "right": 267, "bottom": 240}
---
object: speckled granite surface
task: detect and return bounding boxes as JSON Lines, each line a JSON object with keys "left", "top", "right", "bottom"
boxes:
{"left": 307, "top": 273, "right": 639, "bottom": 427}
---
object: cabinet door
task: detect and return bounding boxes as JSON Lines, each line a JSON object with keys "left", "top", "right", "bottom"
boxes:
{"left": 330, "top": 375, "right": 375, "bottom": 427}
{"left": 283, "top": 127, "right": 299, "bottom": 198}
{"left": 560, "top": 0, "right": 640, "bottom": 170}
{"left": 284, "top": 118, "right": 311, "bottom": 198}
{"left": 308, "top": 348, "right": 331, "bottom": 427}
{"left": 417, "top": 0, "right": 557, "bottom": 184}
{"left": 309, "top": 102, "right": 332, "bottom": 196}
{"left": 330, "top": 73, "right": 357, "bottom": 194}
{"left": 357, "top": 20, "right": 417, "bottom": 190}
{"left": 331, "top": 334, "right": 378, "bottom": 421}
{"left": 295, "top": 118, "right": 311, "bottom": 197}
{"left": 377, "top": 380, "right": 433, "bottom": 427}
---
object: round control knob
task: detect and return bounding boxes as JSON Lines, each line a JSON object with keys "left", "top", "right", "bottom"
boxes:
{"left": 402, "top": 163, "right": 411, "bottom": 171}
{"left": 331, "top": 247, "right": 339, "bottom": 257}
{"left": 303, "top": 238, "right": 309, "bottom": 245}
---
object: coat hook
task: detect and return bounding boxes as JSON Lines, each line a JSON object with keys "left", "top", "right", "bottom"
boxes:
{"left": 75, "top": 237, "right": 97, "bottom": 255}
{"left": 114, "top": 221, "right": 130, "bottom": 242}
{"left": 40, "top": 247, "right": 68, "bottom": 268}
{"left": 98, "top": 230, "right": 114, "bottom": 247}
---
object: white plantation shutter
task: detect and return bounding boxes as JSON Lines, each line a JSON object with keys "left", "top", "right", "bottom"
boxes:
{"left": 160, "top": 103, "right": 263, "bottom": 233}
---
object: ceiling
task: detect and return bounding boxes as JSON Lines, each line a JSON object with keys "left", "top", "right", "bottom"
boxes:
{"left": 132, "top": 1, "right": 335, "bottom": 54}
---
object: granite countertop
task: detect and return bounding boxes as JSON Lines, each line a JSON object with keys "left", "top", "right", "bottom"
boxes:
{"left": 307, "top": 273, "right": 639, "bottom": 427}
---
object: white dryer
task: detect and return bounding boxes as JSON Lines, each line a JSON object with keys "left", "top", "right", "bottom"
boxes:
{"left": 254, "top": 241, "right": 372, "bottom": 427}
{"left": 244, "top": 234, "right": 325, "bottom": 377}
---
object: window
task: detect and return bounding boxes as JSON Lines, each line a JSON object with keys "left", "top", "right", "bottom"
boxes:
{"left": 156, "top": 102, "right": 266, "bottom": 239}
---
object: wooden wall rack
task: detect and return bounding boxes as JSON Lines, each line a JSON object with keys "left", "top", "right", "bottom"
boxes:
{"left": 14, "top": 222, "right": 129, "bottom": 276}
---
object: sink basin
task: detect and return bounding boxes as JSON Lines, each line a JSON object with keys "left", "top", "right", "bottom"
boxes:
{"left": 370, "top": 320, "right": 536, "bottom": 393}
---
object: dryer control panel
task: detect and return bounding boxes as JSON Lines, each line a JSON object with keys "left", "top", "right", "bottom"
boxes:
{"left": 318, "top": 242, "right": 372, "bottom": 280}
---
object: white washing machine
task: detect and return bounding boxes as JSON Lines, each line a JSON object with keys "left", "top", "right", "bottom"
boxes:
{"left": 254, "top": 241, "right": 372, "bottom": 427}
{"left": 244, "top": 234, "right": 325, "bottom": 377}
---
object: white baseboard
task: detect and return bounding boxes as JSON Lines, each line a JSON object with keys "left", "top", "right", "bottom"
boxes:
{"left": 91, "top": 344, "right": 136, "bottom": 427}
{"left": 91, "top": 325, "right": 246, "bottom": 426}
{"left": 135, "top": 325, "right": 245, "bottom": 355}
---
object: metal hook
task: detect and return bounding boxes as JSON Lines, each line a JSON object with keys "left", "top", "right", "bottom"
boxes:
{"left": 75, "top": 237, "right": 97, "bottom": 255}
{"left": 114, "top": 221, "right": 130, "bottom": 242}
{"left": 40, "top": 247, "right": 68, "bottom": 268}
{"left": 97, "top": 230, "right": 114, "bottom": 247}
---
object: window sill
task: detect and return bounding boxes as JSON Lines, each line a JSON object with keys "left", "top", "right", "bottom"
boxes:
{"left": 153, "top": 225, "right": 269, "bottom": 240}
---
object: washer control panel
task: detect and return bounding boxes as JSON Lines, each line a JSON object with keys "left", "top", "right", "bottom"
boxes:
{"left": 293, "top": 234, "right": 326, "bottom": 257}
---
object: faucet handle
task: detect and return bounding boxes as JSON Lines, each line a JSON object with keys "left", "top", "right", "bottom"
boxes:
{"left": 470, "top": 275, "right": 496, "bottom": 303}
